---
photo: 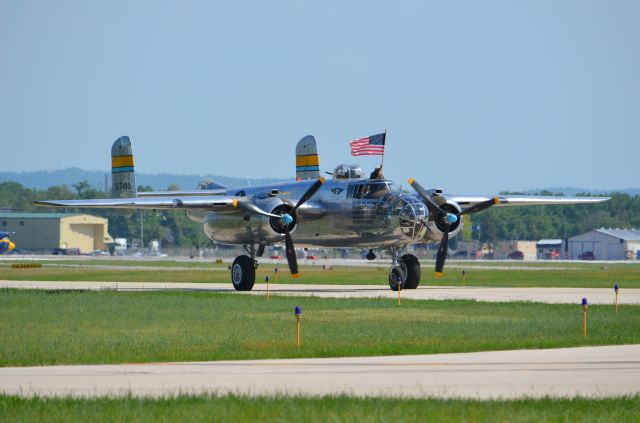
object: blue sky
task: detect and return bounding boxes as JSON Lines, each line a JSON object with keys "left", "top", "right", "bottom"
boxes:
{"left": 1, "top": 1, "right": 638, "bottom": 194}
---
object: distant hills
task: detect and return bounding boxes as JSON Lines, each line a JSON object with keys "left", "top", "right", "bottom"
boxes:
{"left": 0, "top": 168, "right": 288, "bottom": 191}
{"left": 0, "top": 168, "right": 638, "bottom": 196}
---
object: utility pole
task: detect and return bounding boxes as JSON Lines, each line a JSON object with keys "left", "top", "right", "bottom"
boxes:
{"left": 563, "top": 212, "right": 568, "bottom": 259}
{"left": 140, "top": 209, "right": 144, "bottom": 252}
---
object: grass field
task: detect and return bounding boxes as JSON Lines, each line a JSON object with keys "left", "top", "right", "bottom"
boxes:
{"left": 1, "top": 259, "right": 640, "bottom": 288}
{"left": 1, "top": 289, "right": 639, "bottom": 366}
{"left": 1, "top": 395, "right": 639, "bottom": 423}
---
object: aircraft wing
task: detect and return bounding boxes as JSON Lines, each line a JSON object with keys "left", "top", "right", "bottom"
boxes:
{"left": 34, "top": 195, "right": 240, "bottom": 211}
{"left": 450, "top": 195, "right": 610, "bottom": 208}
{"left": 137, "top": 189, "right": 227, "bottom": 197}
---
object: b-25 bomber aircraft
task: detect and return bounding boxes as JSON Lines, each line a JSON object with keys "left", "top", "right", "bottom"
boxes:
{"left": 35, "top": 135, "right": 608, "bottom": 291}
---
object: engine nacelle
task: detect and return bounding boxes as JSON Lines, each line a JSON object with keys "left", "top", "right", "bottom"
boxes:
{"left": 203, "top": 196, "right": 297, "bottom": 245}
{"left": 267, "top": 202, "right": 296, "bottom": 235}
{"left": 423, "top": 199, "right": 463, "bottom": 242}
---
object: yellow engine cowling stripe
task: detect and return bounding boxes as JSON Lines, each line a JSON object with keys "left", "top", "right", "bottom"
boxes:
{"left": 296, "top": 155, "right": 319, "bottom": 167}
{"left": 112, "top": 155, "right": 135, "bottom": 168}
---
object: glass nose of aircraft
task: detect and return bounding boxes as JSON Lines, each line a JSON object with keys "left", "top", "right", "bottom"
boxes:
{"left": 397, "top": 194, "right": 428, "bottom": 240}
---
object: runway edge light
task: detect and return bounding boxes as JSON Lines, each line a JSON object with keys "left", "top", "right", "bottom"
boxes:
{"left": 614, "top": 284, "right": 619, "bottom": 312}
{"left": 582, "top": 298, "right": 588, "bottom": 337}
{"left": 295, "top": 306, "right": 302, "bottom": 348}
{"left": 397, "top": 274, "right": 402, "bottom": 305}
{"left": 265, "top": 275, "right": 270, "bottom": 300}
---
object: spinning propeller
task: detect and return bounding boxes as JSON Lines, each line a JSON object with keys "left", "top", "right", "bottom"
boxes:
{"left": 408, "top": 178, "right": 501, "bottom": 277}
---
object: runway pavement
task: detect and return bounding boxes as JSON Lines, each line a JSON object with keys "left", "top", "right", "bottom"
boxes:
{"left": 2, "top": 280, "right": 639, "bottom": 304}
{"left": 1, "top": 345, "right": 638, "bottom": 399}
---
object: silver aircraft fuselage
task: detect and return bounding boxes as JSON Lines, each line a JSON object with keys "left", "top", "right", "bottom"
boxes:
{"left": 187, "top": 178, "right": 444, "bottom": 248}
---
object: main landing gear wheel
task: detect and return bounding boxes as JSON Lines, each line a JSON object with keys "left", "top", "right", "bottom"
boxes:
{"left": 388, "top": 266, "right": 406, "bottom": 291}
{"left": 400, "top": 254, "right": 421, "bottom": 289}
{"left": 231, "top": 255, "right": 256, "bottom": 291}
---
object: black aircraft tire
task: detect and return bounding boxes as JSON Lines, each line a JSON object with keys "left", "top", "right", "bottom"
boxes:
{"left": 401, "top": 254, "right": 421, "bottom": 289}
{"left": 231, "top": 255, "right": 256, "bottom": 291}
{"left": 388, "top": 266, "right": 406, "bottom": 291}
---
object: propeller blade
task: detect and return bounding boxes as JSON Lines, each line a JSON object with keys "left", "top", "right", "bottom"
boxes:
{"left": 284, "top": 226, "right": 299, "bottom": 279}
{"left": 292, "top": 176, "right": 325, "bottom": 211}
{"left": 435, "top": 225, "right": 449, "bottom": 277}
{"left": 461, "top": 197, "right": 501, "bottom": 215}
{"left": 407, "top": 178, "right": 445, "bottom": 214}
{"left": 279, "top": 176, "right": 324, "bottom": 279}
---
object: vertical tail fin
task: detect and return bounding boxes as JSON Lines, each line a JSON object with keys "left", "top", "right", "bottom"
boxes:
{"left": 111, "top": 135, "right": 137, "bottom": 198}
{"left": 295, "top": 135, "right": 320, "bottom": 180}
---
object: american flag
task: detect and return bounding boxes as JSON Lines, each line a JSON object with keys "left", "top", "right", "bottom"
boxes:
{"left": 350, "top": 132, "right": 386, "bottom": 156}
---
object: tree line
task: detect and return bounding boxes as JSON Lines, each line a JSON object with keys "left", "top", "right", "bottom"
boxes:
{"left": 1, "top": 181, "right": 639, "bottom": 247}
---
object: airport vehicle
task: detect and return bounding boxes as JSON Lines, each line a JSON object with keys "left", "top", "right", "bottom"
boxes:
{"left": 35, "top": 135, "right": 608, "bottom": 291}
{"left": 0, "top": 231, "right": 15, "bottom": 254}
{"left": 114, "top": 238, "right": 127, "bottom": 255}
{"left": 507, "top": 251, "right": 524, "bottom": 260}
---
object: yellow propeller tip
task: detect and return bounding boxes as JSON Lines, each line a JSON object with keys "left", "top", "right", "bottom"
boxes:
{"left": 408, "top": 178, "right": 414, "bottom": 184}
{"left": 494, "top": 196, "right": 501, "bottom": 204}
{"left": 434, "top": 272, "right": 443, "bottom": 278}
{"left": 292, "top": 273, "right": 300, "bottom": 279}
{"left": 232, "top": 199, "right": 238, "bottom": 208}
{"left": 319, "top": 176, "right": 325, "bottom": 183}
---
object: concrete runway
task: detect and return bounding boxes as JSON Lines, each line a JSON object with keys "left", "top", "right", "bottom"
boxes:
{"left": 1, "top": 345, "right": 638, "bottom": 399}
{"left": 2, "top": 280, "right": 639, "bottom": 304}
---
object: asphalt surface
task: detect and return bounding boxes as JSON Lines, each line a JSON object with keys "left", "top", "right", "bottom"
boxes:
{"left": 2, "top": 280, "right": 639, "bottom": 304}
{"left": 1, "top": 345, "right": 638, "bottom": 399}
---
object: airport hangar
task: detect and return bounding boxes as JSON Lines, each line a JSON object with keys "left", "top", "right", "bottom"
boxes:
{"left": 568, "top": 228, "right": 640, "bottom": 260}
{"left": 0, "top": 212, "right": 113, "bottom": 254}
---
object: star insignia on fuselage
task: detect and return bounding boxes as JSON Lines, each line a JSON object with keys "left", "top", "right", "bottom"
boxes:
{"left": 331, "top": 188, "right": 344, "bottom": 195}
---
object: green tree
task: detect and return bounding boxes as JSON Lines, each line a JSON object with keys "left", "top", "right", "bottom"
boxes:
{"left": 72, "top": 180, "right": 102, "bottom": 199}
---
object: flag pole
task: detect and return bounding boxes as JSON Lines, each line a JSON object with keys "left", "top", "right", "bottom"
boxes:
{"left": 381, "top": 129, "right": 387, "bottom": 169}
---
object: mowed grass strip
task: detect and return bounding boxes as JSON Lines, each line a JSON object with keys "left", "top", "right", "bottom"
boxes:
{"left": 1, "top": 262, "right": 640, "bottom": 288}
{"left": 0, "top": 259, "right": 224, "bottom": 269}
{"left": 1, "top": 290, "right": 639, "bottom": 366}
{"left": 1, "top": 395, "right": 639, "bottom": 423}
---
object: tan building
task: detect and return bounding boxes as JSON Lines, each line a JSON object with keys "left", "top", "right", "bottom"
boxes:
{"left": 455, "top": 240, "right": 537, "bottom": 260}
{"left": 492, "top": 241, "right": 537, "bottom": 260}
{"left": 0, "top": 212, "right": 114, "bottom": 253}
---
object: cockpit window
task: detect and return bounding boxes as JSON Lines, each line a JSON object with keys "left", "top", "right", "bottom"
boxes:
{"left": 234, "top": 190, "right": 246, "bottom": 197}
{"left": 348, "top": 182, "right": 391, "bottom": 199}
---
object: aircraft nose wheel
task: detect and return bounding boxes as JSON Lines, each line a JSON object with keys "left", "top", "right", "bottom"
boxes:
{"left": 387, "top": 254, "right": 421, "bottom": 291}
{"left": 231, "top": 255, "right": 256, "bottom": 291}
{"left": 388, "top": 266, "right": 406, "bottom": 291}
{"left": 400, "top": 254, "right": 421, "bottom": 289}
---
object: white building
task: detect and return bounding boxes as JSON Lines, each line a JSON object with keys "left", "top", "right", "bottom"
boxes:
{"left": 568, "top": 228, "right": 640, "bottom": 260}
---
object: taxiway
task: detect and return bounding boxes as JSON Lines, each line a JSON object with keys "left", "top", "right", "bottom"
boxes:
{"left": 1, "top": 280, "right": 639, "bottom": 304}
{"left": 1, "top": 345, "right": 638, "bottom": 399}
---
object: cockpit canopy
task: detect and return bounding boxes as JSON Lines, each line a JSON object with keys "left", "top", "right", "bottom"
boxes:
{"left": 332, "top": 164, "right": 363, "bottom": 180}
{"left": 347, "top": 180, "right": 395, "bottom": 199}
{"left": 197, "top": 178, "right": 226, "bottom": 190}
